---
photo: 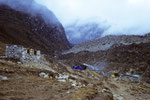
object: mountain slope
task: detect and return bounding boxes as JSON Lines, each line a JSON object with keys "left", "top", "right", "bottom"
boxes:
{"left": 63, "top": 34, "right": 150, "bottom": 54}
{"left": 60, "top": 34, "right": 150, "bottom": 83}
{"left": 0, "top": 3, "right": 71, "bottom": 56}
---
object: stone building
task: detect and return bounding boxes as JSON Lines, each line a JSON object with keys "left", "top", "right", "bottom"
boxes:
{"left": 5, "top": 45, "right": 40, "bottom": 62}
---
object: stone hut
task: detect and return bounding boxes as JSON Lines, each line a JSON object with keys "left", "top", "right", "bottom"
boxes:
{"left": 6, "top": 45, "right": 40, "bottom": 62}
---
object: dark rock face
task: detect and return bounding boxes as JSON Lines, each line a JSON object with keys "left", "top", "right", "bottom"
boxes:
{"left": 0, "top": 2, "right": 71, "bottom": 56}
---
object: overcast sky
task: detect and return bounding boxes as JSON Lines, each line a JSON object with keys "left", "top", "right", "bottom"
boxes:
{"left": 35, "top": 0, "right": 150, "bottom": 35}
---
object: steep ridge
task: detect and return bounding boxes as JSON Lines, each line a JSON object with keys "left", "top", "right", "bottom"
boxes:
{"left": 63, "top": 34, "right": 150, "bottom": 54}
{"left": 0, "top": 2, "right": 71, "bottom": 56}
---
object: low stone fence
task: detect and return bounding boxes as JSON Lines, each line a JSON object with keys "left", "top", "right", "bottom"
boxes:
{"left": 0, "top": 56, "right": 7, "bottom": 59}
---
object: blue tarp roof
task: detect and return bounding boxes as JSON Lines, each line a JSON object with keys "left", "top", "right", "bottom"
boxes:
{"left": 72, "top": 66, "right": 84, "bottom": 70}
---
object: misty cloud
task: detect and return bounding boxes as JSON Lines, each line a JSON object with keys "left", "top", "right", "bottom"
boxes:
{"left": 1, "top": 0, "right": 150, "bottom": 44}
{"left": 0, "top": 0, "right": 59, "bottom": 25}
{"left": 65, "top": 20, "right": 110, "bottom": 44}
{"left": 35, "top": 0, "right": 150, "bottom": 36}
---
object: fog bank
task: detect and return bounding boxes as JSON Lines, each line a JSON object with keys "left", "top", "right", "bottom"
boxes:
{"left": 1, "top": 0, "right": 150, "bottom": 44}
{"left": 35, "top": 0, "right": 150, "bottom": 36}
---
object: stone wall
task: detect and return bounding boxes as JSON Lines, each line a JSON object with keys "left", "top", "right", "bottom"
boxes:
{"left": 6, "top": 45, "right": 40, "bottom": 62}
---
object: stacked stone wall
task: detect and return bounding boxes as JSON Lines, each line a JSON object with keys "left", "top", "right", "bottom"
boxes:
{"left": 5, "top": 45, "right": 40, "bottom": 62}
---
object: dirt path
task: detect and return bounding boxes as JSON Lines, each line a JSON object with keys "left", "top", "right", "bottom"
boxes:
{"left": 102, "top": 79, "right": 150, "bottom": 100}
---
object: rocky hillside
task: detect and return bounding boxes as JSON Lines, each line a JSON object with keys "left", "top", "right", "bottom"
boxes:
{"left": 63, "top": 34, "right": 150, "bottom": 54}
{"left": 1, "top": 58, "right": 150, "bottom": 100}
{"left": 60, "top": 34, "right": 150, "bottom": 83}
{"left": 0, "top": 2, "right": 71, "bottom": 56}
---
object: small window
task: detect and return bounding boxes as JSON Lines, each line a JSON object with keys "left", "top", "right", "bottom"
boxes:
{"left": 27, "top": 49, "right": 30, "bottom": 54}
{"left": 34, "top": 50, "right": 37, "bottom": 55}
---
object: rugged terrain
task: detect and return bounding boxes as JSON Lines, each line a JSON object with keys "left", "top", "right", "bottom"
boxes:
{"left": 0, "top": 2, "right": 71, "bottom": 56}
{"left": 60, "top": 34, "right": 150, "bottom": 83}
{"left": 0, "top": 57, "right": 150, "bottom": 100}
{"left": 0, "top": 0, "right": 150, "bottom": 100}
{"left": 63, "top": 34, "right": 150, "bottom": 54}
